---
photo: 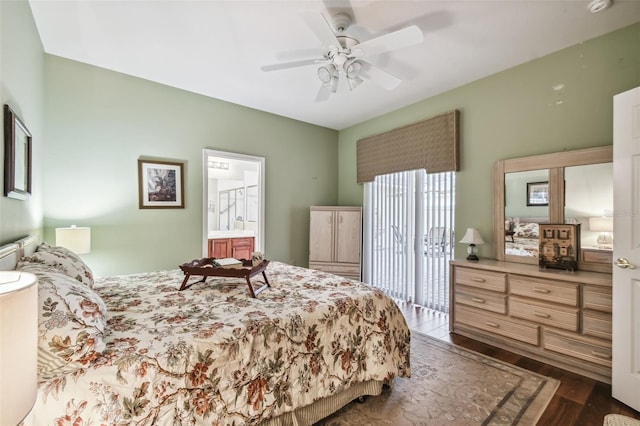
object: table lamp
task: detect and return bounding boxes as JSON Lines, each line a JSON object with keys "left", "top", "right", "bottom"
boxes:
{"left": 55, "top": 225, "right": 91, "bottom": 254}
{"left": 589, "top": 217, "right": 613, "bottom": 249}
{"left": 459, "top": 228, "right": 485, "bottom": 261}
{"left": 0, "top": 271, "right": 38, "bottom": 425}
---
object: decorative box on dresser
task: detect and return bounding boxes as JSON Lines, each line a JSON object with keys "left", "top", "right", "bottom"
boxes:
{"left": 309, "top": 206, "right": 362, "bottom": 281}
{"left": 450, "top": 259, "right": 612, "bottom": 383}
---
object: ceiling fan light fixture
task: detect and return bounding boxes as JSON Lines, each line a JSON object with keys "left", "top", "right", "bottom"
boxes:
{"left": 317, "top": 64, "right": 336, "bottom": 84}
{"left": 344, "top": 59, "right": 363, "bottom": 79}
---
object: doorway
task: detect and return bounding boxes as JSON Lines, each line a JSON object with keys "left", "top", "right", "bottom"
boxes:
{"left": 202, "top": 149, "right": 265, "bottom": 256}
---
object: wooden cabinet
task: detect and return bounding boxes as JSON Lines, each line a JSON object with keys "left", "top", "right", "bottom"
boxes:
{"left": 208, "top": 237, "right": 254, "bottom": 260}
{"left": 450, "top": 259, "right": 612, "bottom": 383}
{"left": 309, "top": 206, "right": 361, "bottom": 281}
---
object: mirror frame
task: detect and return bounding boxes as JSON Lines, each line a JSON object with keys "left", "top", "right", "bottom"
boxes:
{"left": 493, "top": 146, "right": 613, "bottom": 273}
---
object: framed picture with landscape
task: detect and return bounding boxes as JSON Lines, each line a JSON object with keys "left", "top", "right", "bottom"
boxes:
{"left": 526, "top": 181, "right": 549, "bottom": 206}
{"left": 138, "top": 159, "right": 184, "bottom": 209}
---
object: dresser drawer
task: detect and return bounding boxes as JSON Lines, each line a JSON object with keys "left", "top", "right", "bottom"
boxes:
{"left": 510, "top": 275, "right": 579, "bottom": 306}
{"left": 543, "top": 329, "right": 612, "bottom": 368}
{"left": 455, "top": 285, "right": 507, "bottom": 314}
{"left": 455, "top": 304, "right": 539, "bottom": 345}
{"left": 583, "top": 285, "right": 612, "bottom": 313}
{"left": 583, "top": 309, "right": 612, "bottom": 340}
{"left": 510, "top": 296, "right": 579, "bottom": 332}
{"left": 455, "top": 267, "right": 507, "bottom": 293}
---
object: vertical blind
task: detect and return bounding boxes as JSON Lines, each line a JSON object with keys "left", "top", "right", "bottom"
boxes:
{"left": 363, "top": 170, "right": 455, "bottom": 312}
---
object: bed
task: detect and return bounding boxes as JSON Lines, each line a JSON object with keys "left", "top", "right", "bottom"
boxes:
{"left": 1, "top": 235, "right": 411, "bottom": 425}
{"left": 504, "top": 218, "right": 546, "bottom": 257}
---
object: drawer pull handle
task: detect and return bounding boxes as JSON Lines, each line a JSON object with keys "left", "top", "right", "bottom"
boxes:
{"left": 533, "top": 288, "right": 551, "bottom": 294}
{"left": 534, "top": 312, "right": 550, "bottom": 318}
{"left": 471, "top": 277, "right": 486, "bottom": 283}
{"left": 471, "top": 297, "right": 485, "bottom": 304}
{"left": 485, "top": 321, "right": 500, "bottom": 328}
{"left": 591, "top": 350, "right": 612, "bottom": 359}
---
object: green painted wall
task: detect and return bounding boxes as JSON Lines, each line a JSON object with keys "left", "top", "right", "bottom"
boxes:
{"left": 0, "top": 0, "right": 45, "bottom": 244}
{"left": 43, "top": 56, "right": 338, "bottom": 276}
{"left": 338, "top": 22, "right": 640, "bottom": 260}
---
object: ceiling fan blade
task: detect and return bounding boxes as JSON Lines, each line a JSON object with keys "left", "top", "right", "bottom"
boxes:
{"left": 354, "top": 25, "right": 423, "bottom": 58}
{"left": 300, "top": 11, "right": 341, "bottom": 50}
{"left": 261, "top": 58, "right": 323, "bottom": 72}
{"left": 315, "top": 83, "right": 331, "bottom": 102}
{"left": 359, "top": 61, "right": 402, "bottom": 90}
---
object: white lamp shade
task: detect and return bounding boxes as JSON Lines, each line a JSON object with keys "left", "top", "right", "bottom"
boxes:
{"left": 56, "top": 226, "right": 91, "bottom": 254}
{"left": 589, "top": 217, "right": 613, "bottom": 232}
{"left": 0, "top": 272, "right": 38, "bottom": 425}
{"left": 459, "top": 228, "right": 485, "bottom": 245}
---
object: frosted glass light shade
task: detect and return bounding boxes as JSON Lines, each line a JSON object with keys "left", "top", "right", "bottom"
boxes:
{"left": 0, "top": 271, "right": 38, "bottom": 425}
{"left": 56, "top": 226, "right": 91, "bottom": 254}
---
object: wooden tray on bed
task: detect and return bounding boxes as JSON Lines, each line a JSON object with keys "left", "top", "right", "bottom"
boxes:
{"left": 179, "top": 258, "right": 271, "bottom": 297}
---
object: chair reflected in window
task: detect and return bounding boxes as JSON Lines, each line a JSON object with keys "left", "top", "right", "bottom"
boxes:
{"left": 425, "top": 227, "right": 451, "bottom": 257}
{"left": 391, "top": 225, "right": 405, "bottom": 254}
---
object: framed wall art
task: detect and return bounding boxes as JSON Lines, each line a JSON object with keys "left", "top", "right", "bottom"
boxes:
{"left": 526, "top": 181, "right": 549, "bottom": 206}
{"left": 4, "top": 104, "right": 32, "bottom": 200}
{"left": 138, "top": 159, "right": 184, "bottom": 209}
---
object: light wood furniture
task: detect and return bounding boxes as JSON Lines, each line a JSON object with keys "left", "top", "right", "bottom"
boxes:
{"left": 450, "top": 259, "right": 612, "bottom": 383}
{"left": 309, "top": 206, "right": 362, "bottom": 281}
{"left": 208, "top": 237, "right": 254, "bottom": 259}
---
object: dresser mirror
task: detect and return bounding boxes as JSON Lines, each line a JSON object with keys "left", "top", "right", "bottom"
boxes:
{"left": 493, "top": 146, "right": 613, "bottom": 273}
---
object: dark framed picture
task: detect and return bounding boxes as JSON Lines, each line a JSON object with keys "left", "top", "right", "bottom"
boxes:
{"left": 526, "top": 181, "right": 549, "bottom": 206}
{"left": 4, "top": 104, "right": 32, "bottom": 200}
{"left": 138, "top": 159, "right": 184, "bottom": 209}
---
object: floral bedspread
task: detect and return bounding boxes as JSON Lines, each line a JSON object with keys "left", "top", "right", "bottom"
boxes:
{"left": 26, "top": 261, "right": 411, "bottom": 425}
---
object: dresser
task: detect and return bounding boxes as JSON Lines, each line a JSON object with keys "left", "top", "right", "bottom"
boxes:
{"left": 450, "top": 259, "right": 612, "bottom": 383}
{"left": 309, "top": 206, "right": 362, "bottom": 281}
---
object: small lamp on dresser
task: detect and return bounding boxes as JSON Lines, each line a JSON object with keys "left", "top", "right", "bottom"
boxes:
{"left": 0, "top": 271, "right": 38, "bottom": 425}
{"left": 459, "top": 228, "right": 485, "bottom": 261}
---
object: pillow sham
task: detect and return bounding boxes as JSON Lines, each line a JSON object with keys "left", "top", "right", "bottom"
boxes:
{"left": 24, "top": 269, "right": 107, "bottom": 381}
{"left": 17, "top": 242, "right": 94, "bottom": 288}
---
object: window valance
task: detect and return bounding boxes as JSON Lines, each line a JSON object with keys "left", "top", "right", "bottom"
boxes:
{"left": 356, "top": 110, "right": 459, "bottom": 183}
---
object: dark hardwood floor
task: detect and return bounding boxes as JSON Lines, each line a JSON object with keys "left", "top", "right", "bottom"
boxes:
{"left": 397, "top": 301, "right": 640, "bottom": 426}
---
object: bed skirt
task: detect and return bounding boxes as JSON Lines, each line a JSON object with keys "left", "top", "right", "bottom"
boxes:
{"left": 264, "top": 379, "right": 391, "bottom": 426}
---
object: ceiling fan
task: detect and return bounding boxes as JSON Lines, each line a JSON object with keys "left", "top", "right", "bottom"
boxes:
{"left": 260, "top": 11, "right": 424, "bottom": 102}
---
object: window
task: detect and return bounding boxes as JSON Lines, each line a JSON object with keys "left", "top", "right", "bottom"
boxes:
{"left": 363, "top": 170, "right": 455, "bottom": 312}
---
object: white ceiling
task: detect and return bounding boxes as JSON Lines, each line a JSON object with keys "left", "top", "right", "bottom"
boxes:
{"left": 29, "top": 0, "right": 640, "bottom": 130}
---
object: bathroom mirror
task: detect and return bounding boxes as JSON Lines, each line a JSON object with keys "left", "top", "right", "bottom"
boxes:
{"left": 493, "top": 146, "right": 613, "bottom": 273}
{"left": 203, "top": 149, "right": 265, "bottom": 254}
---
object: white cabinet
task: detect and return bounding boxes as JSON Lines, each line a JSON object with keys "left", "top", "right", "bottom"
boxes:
{"left": 309, "top": 206, "right": 361, "bottom": 280}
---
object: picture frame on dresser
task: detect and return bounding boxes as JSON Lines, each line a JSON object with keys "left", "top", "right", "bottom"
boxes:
{"left": 3, "top": 104, "right": 32, "bottom": 200}
{"left": 138, "top": 159, "right": 185, "bottom": 209}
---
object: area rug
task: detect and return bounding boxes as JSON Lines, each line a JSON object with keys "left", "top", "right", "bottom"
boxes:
{"left": 316, "top": 332, "right": 559, "bottom": 426}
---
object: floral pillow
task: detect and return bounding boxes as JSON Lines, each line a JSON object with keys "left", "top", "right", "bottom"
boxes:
{"left": 21, "top": 270, "right": 107, "bottom": 381}
{"left": 17, "top": 242, "right": 94, "bottom": 288}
